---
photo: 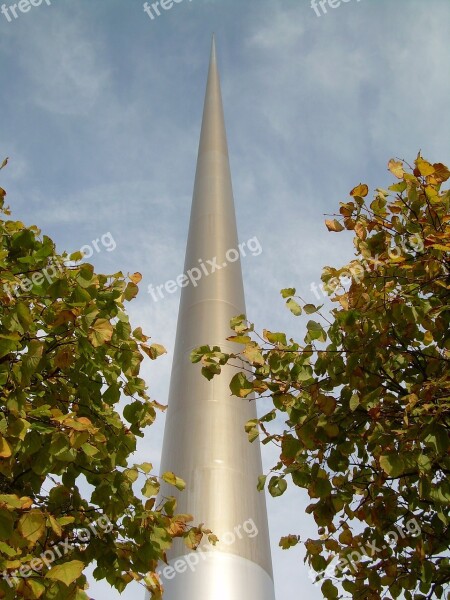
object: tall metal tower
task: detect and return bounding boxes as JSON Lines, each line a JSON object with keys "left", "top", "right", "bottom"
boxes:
{"left": 153, "top": 36, "right": 276, "bottom": 600}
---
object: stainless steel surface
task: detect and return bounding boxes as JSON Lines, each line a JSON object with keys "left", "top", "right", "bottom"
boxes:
{"left": 159, "top": 552, "right": 276, "bottom": 600}
{"left": 151, "top": 36, "right": 275, "bottom": 599}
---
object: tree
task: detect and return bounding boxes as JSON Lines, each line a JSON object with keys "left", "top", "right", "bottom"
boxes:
{"left": 193, "top": 155, "right": 450, "bottom": 600}
{"left": 0, "top": 167, "right": 205, "bottom": 600}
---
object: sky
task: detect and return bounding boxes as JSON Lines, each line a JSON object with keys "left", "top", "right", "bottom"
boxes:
{"left": 1, "top": 0, "right": 450, "bottom": 598}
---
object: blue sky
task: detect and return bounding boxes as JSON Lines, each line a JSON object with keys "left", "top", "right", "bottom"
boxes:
{"left": 1, "top": 0, "right": 450, "bottom": 598}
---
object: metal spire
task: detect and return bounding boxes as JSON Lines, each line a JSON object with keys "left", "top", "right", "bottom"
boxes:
{"left": 152, "top": 36, "right": 276, "bottom": 600}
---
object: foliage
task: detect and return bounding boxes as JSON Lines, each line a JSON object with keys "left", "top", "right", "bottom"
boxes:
{"left": 193, "top": 155, "right": 450, "bottom": 600}
{"left": 0, "top": 173, "right": 206, "bottom": 600}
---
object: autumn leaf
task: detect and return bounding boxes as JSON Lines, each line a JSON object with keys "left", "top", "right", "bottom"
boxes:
{"left": 162, "top": 471, "right": 186, "bottom": 491}
{"left": 388, "top": 159, "right": 404, "bottom": 179}
{"left": 0, "top": 435, "right": 12, "bottom": 458}
{"left": 0, "top": 176, "right": 176, "bottom": 600}
{"left": 88, "top": 318, "right": 113, "bottom": 347}
{"left": 350, "top": 183, "right": 369, "bottom": 198}
{"left": 18, "top": 510, "right": 46, "bottom": 544}
{"left": 192, "top": 154, "right": 450, "bottom": 600}
{"left": 415, "top": 155, "right": 435, "bottom": 176}
{"left": 45, "top": 560, "right": 84, "bottom": 586}
{"left": 141, "top": 343, "right": 167, "bottom": 360}
{"left": 129, "top": 272, "right": 143, "bottom": 284}
{"left": 54, "top": 347, "right": 74, "bottom": 369}
{"left": 325, "top": 219, "right": 345, "bottom": 232}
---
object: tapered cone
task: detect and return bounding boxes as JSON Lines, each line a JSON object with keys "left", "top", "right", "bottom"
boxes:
{"left": 148, "top": 36, "right": 276, "bottom": 600}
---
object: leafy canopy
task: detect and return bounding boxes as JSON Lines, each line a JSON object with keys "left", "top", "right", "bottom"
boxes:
{"left": 193, "top": 155, "right": 450, "bottom": 600}
{"left": 0, "top": 171, "right": 207, "bottom": 600}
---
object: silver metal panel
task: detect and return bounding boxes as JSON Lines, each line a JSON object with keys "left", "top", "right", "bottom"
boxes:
{"left": 155, "top": 36, "right": 275, "bottom": 598}
{"left": 147, "top": 552, "right": 275, "bottom": 600}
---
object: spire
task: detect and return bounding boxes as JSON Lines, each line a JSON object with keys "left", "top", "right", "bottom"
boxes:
{"left": 153, "top": 38, "right": 276, "bottom": 600}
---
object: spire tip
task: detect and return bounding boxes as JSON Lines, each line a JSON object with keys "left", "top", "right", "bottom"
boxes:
{"left": 210, "top": 33, "right": 216, "bottom": 63}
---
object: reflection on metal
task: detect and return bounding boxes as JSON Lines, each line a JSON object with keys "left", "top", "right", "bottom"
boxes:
{"left": 160, "top": 552, "right": 276, "bottom": 599}
{"left": 149, "top": 36, "right": 276, "bottom": 599}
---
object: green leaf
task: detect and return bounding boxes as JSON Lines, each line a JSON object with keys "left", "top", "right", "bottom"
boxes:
{"left": 230, "top": 314, "right": 248, "bottom": 333}
{"left": 268, "top": 476, "right": 287, "bottom": 497}
{"left": 257, "top": 475, "right": 267, "bottom": 491}
{"left": 142, "top": 479, "right": 160, "bottom": 498}
{"left": 321, "top": 579, "right": 339, "bottom": 599}
{"left": 137, "top": 462, "right": 153, "bottom": 474}
{"left": 281, "top": 288, "right": 296, "bottom": 298}
{"left": 286, "top": 298, "right": 302, "bottom": 316}
{"left": 263, "top": 330, "right": 287, "bottom": 345}
{"left": 230, "top": 372, "right": 253, "bottom": 398}
{"left": 304, "top": 303, "right": 320, "bottom": 314}
{"left": 424, "top": 426, "right": 449, "bottom": 455}
{"left": 279, "top": 534, "right": 300, "bottom": 549}
{"left": 162, "top": 472, "right": 186, "bottom": 491}
{"left": 45, "top": 560, "right": 84, "bottom": 586}
{"left": 0, "top": 510, "right": 14, "bottom": 538}
{"left": 379, "top": 454, "right": 405, "bottom": 478}
{"left": 227, "top": 335, "right": 252, "bottom": 344}
{"left": 349, "top": 394, "right": 360, "bottom": 411}
{"left": 190, "top": 345, "right": 211, "bottom": 364}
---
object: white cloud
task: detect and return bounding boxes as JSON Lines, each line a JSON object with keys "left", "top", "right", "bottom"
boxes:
{"left": 18, "top": 12, "right": 110, "bottom": 115}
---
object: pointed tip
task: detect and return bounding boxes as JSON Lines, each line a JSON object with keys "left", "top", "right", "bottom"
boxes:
{"left": 210, "top": 33, "right": 216, "bottom": 64}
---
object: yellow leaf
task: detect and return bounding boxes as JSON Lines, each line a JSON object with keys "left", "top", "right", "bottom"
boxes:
{"left": 243, "top": 344, "right": 265, "bottom": 366}
{"left": 88, "top": 319, "right": 113, "bottom": 347}
{"left": 129, "top": 272, "right": 143, "bottom": 284}
{"left": 0, "top": 435, "right": 12, "bottom": 458}
{"left": 48, "top": 515, "right": 62, "bottom": 537}
{"left": 416, "top": 156, "right": 435, "bottom": 176}
{"left": 18, "top": 510, "right": 46, "bottom": 544}
{"left": 423, "top": 331, "right": 433, "bottom": 345}
{"left": 23, "top": 579, "right": 45, "bottom": 597}
{"left": 162, "top": 471, "right": 186, "bottom": 491}
{"left": 325, "top": 219, "right": 344, "bottom": 232}
{"left": 45, "top": 560, "right": 84, "bottom": 586}
{"left": 388, "top": 159, "right": 404, "bottom": 179}
{"left": 350, "top": 183, "right": 369, "bottom": 198}
{"left": 20, "top": 497, "right": 33, "bottom": 510}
